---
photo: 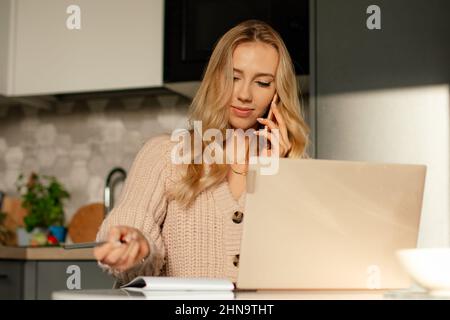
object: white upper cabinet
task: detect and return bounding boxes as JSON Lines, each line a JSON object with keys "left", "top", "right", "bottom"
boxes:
{"left": 0, "top": 0, "right": 163, "bottom": 96}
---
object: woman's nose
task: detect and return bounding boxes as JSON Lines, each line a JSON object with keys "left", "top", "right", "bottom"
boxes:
{"left": 237, "top": 82, "right": 252, "bottom": 103}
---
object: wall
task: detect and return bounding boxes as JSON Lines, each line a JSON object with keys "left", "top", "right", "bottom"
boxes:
{"left": 0, "top": 93, "right": 189, "bottom": 224}
{"left": 312, "top": 0, "right": 450, "bottom": 247}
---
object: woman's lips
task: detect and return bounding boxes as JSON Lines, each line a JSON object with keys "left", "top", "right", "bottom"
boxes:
{"left": 231, "top": 106, "right": 254, "bottom": 117}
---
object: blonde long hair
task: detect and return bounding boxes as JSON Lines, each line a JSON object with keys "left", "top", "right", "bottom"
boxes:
{"left": 169, "top": 20, "right": 310, "bottom": 208}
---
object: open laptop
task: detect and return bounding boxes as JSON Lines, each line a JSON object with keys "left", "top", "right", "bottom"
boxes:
{"left": 236, "top": 158, "right": 427, "bottom": 290}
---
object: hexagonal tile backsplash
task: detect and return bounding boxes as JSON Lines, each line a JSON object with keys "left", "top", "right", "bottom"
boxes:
{"left": 0, "top": 93, "right": 190, "bottom": 223}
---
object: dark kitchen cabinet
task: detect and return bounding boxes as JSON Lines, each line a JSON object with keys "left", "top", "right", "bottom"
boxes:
{"left": 0, "top": 260, "right": 115, "bottom": 300}
{"left": 164, "top": 0, "right": 309, "bottom": 82}
{"left": 0, "top": 261, "right": 23, "bottom": 300}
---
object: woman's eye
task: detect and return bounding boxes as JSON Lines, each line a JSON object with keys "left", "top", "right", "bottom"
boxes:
{"left": 233, "top": 77, "right": 240, "bottom": 81}
{"left": 257, "top": 81, "right": 271, "bottom": 87}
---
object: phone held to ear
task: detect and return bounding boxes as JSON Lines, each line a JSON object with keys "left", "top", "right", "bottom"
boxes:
{"left": 264, "top": 92, "right": 278, "bottom": 131}
{"left": 256, "top": 93, "right": 278, "bottom": 152}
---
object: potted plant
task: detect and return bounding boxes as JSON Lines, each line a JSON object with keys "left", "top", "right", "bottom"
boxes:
{"left": 16, "top": 172, "right": 70, "bottom": 246}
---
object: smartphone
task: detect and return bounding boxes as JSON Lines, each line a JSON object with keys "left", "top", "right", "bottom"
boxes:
{"left": 257, "top": 93, "right": 278, "bottom": 153}
{"left": 261, "top": 92, "right": 278, "bottom": 131}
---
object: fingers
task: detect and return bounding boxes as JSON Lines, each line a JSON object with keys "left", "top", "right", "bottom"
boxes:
{"left": 94, "top": 226, "right": 151, "bottom": 273}
{"left": 107, "top": 225, "right": 134, "bottom": 242}
{"left": 114, "top": 241, "right": 139, "bottom": 272}
{"left": 264, "top": 108, "right": 274, "bottom": 130}
{"left": 255, "top": 129, "right": 289, "bottom": 157}
{"left": 137, "top": 236, "right": 151, "bottom": 258}
{"left": 259, "top": 144, "right": 272, "bottom": 157}
{"left": 101, "top": 243, "right": 128, "bottom": 266}
{"left": 257, "top": 117, "right": 277, "bottom": 131}
{"left": 123, "top": 229, "right": 138, "bottom": 243}
{"left": 271, "top": 105, "right": 290, "bottom": 148}
{"left": 256, "top": 129, "right": 283, "bottom": 148}
{"left": 93, "top": 242, "right": 117, "bottom": 262}
{"left": 126, "top": 241, "right": 141, "bottom": 266}
{"left": 94, "top": 226, "right": 129, "bottom": 262}
{"left": 107, "top": 238, "right": 148, "bottom": 272}
{"left": 107, "top": 227, "right": 121, "bottom": 242}
{"left": 272, "top": 92, "right": 278, "bottom": 104}
{"left": 267, "top": 93, "right": 278, "bottom": 122}
{"left": 256, "top": 100, "right": 292, "bottom": 155}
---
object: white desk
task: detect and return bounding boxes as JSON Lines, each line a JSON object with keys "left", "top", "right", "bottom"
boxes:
{"left": 52, "top": 289, "right": 441, "bottom": 300}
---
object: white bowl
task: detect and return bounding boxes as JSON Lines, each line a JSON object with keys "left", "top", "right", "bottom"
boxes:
{"left": 397, "top": 248, "right": 450, "bottom": 297}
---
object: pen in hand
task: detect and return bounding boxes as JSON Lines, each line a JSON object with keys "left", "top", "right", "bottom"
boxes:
{"left": 63, "top": 239, "right": 124, "bottom": 250}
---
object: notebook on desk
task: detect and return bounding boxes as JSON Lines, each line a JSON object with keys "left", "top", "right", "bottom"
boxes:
{"left": 236, "top": 158, "right": 427, "bottom": 291}
{"left": 120, "top": 277, "right": 235, "bottom": 299}
{"left": 121, "top": 276, "right": 234, "bottom": 291}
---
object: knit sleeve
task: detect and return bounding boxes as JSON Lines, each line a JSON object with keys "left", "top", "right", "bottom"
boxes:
{"left": 96, "top": 135, "right": 172, "bottom": 286}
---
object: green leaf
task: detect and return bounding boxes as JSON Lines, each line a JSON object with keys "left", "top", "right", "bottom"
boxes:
{"left": 17, "top": 173, "right": 70, "bottom": 231}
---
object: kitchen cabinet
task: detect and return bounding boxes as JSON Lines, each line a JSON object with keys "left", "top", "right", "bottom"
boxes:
{"left": 164, "top": 0, "right": 309, "bottom": 82}
{"left": 0, "top": 261, "right": 23, "bottom": 300}
{"left": 310, "top": 0, "right": 450, "bottom": 247}
{"left": 0, "top": 0, "right": 163, "bottom": 96}
{"left": 0, "top": 260, "right": 115, "bottom": 300}
{"left": 0, "top": 247, "right": 115, "bottom": 299}
{"left": 0, "top": 260, "right": 114, "bottom": 300}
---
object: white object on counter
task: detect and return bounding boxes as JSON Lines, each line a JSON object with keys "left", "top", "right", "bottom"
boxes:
{"left": 397, "top": 248, "right": 450, "bottom": 297}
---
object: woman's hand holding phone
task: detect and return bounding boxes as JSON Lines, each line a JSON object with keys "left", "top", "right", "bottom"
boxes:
{"left": 256, "top": 92, "right": 292, "bottom": 157}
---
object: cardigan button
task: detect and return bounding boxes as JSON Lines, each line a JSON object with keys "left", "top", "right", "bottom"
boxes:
{"left": 233, "top": 254, "right": 240, "bottom": 267}
{"left": 232, "top": 211, "right": 244, "bottom": 224}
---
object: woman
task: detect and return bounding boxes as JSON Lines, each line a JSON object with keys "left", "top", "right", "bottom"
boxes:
{"left": 94, "top": 20, "right": 310, "bottom": 286}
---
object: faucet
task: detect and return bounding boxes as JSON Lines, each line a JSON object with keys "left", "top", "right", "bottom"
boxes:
{"left": 104, "top": 167, "right": 127, "bottom": 216}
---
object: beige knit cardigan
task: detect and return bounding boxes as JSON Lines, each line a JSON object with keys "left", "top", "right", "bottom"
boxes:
{"left": 96, "top": 135, "right": 246, "bottom": 286}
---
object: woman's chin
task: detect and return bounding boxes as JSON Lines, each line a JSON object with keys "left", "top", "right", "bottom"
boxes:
{"left": 229, "top": 118, "right": 257, "bottom": 130}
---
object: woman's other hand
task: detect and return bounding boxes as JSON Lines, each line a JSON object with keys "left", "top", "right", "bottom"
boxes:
{"left": 93, "top": 226, "right": 150, "bottom": 273}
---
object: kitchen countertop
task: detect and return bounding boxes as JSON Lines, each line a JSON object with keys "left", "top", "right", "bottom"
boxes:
{"left": 0, "top": 245, "right": 95, "bottom": 260}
